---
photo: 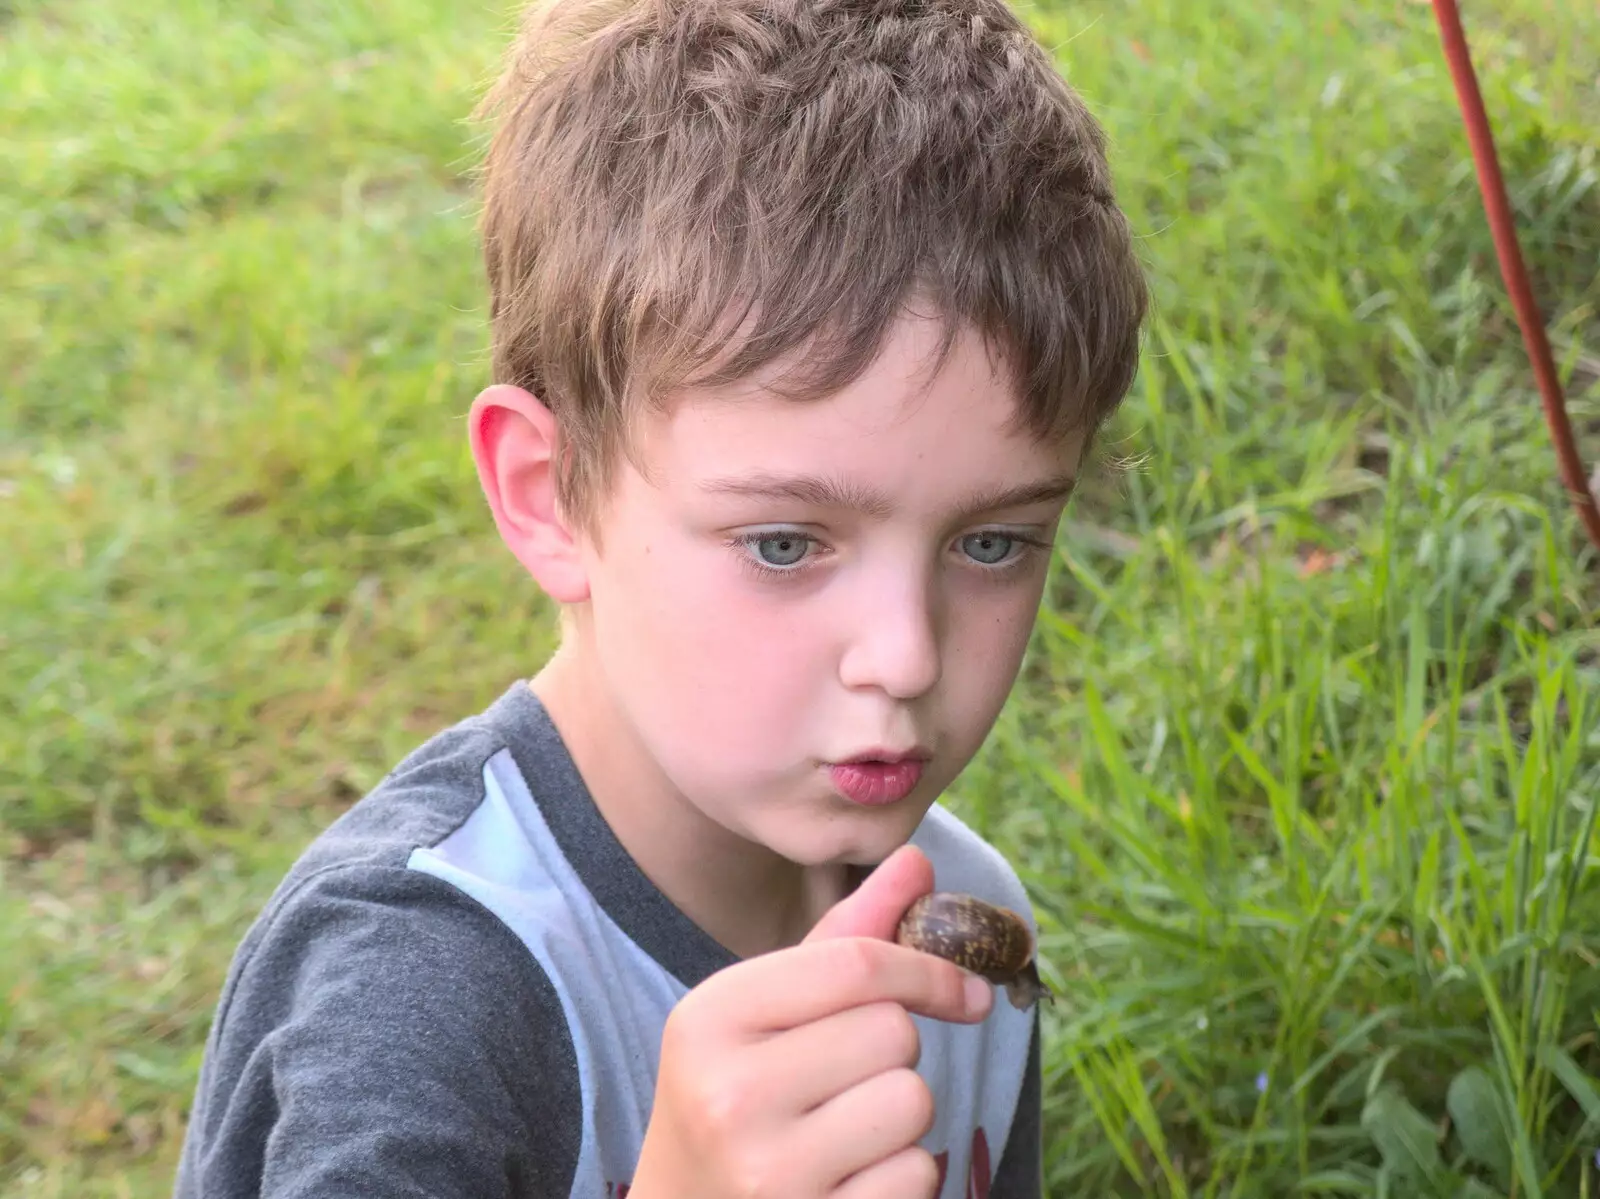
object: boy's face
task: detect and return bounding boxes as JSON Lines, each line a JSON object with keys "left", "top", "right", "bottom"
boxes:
{"left": 568, "top": 310, "right": 1084, "bottom": 868}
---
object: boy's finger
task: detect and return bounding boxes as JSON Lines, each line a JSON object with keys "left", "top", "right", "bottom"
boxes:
{"left": 747, "top": 1000, "right": 921, "bottom": 1113}
{"left": 705, "top": 936, "right": 989, "bottom": 1034}
{"left": 802, "top": 844, "right": 934, "bottom": 944}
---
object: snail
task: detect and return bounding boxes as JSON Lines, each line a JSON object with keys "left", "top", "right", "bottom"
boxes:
{"left": 894, "top": 892, "right": 1053, "bottom": 1011}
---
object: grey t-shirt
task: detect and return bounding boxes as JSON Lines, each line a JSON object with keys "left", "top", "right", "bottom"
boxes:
{"left": 174, "top": 681, "right": 1042, "bottom": 1197}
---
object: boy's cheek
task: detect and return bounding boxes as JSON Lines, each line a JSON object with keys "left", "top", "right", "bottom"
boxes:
{"left": 941, "top": 594, "right": 1044, "bottom": 712}
{"left": 597, "top": 558, "right": 821, "bottom": 725}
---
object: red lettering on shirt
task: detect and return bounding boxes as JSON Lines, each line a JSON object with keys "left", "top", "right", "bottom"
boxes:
{"left": 967, "top": 1126, "right": 991, "bottom": 1199}
{"left": 930, "top": 1126, "right": 992, "bottom": 1197}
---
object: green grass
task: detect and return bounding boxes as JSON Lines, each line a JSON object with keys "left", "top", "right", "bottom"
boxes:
{"left": 4, "top": 0, "right": 1600, "bottom": 1194}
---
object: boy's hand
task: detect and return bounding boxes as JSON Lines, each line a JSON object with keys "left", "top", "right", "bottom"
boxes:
{"left": 629, "top": 845, "right": 992, "bottom": 1199}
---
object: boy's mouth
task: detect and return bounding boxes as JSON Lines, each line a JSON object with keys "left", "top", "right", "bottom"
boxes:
{"left": 827, "top": 748, "right": 930, "bottom": 806}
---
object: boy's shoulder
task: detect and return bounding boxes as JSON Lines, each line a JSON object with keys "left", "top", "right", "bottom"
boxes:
{"left": 210, "top": 680, "right": 602, "bottom": 1040}
{"left": 189, "top": 683, "right": 546, "bottom": 1015}
{"left": 272, "top": 682, "right": 539, "bottom": 885}
{"left": 176, "top": 682, "right": 592, "bottom": 1198}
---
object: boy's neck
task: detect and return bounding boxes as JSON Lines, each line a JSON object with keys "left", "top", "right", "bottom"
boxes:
{"left": 527, "top": 643, "right": 861, "bottom": 961}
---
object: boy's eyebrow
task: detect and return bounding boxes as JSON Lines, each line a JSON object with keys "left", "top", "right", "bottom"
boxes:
{"left": 698, "top": 471, "right": 1077, "bottom": 518}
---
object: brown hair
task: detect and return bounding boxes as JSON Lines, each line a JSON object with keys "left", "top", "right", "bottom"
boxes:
{"left": 476, "top": 0, "right": 1148, "bottom": 534}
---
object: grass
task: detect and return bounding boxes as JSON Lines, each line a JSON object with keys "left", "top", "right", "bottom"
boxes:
{"left": 4, "top": 0, "right": 1600, "bottom": 1193}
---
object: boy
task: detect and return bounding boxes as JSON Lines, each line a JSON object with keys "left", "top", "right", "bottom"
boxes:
{"left": 173, "top": 0, "right": 1146, "bottom": 1194}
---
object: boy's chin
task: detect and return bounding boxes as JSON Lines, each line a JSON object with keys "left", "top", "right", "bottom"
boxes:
{"left": 742, "top": 806, "right": 932, "bottom": 871}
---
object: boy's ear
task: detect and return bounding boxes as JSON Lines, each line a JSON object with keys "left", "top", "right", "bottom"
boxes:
{"left": 468, "top": 383, "right": 591, "bottom": 604}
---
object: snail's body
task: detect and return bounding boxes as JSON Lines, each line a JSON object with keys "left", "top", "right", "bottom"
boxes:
{"left": 894, "top": 892, "right": 1053, "bottom": 1010}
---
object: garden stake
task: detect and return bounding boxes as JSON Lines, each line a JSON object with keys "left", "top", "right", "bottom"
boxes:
{"left": 1428, "top": 0, "right": 1600, "bottom": 555}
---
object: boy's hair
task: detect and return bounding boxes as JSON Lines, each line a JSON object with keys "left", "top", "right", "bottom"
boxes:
{"left": 476, "top": 0, "right": 1148, "bottom": 536}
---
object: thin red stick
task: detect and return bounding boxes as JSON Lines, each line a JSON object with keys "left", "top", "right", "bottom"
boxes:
{"left": 1428, "top": 0, "right": 1600, "bottom": 554}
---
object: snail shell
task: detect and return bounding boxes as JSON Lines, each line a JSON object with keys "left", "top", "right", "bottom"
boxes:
{"left": 894, "top": 892, "right": 1053, "bottom": 1011}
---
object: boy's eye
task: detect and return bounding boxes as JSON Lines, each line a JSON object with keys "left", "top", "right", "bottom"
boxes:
{"left": 961, "top": 532, "right": 1015, "bottom": 565}
{"left": 754, "top": 533, "right": 811, "bottom": 567}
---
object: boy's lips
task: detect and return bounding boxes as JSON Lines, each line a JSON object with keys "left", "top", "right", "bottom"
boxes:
{"left": 826, "top": 747, "right": 931, "bottom": 806}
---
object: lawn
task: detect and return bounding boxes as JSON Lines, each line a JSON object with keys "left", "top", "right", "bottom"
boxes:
{"left": 4, "top": 0, "right": 1600, "bottom": 1194}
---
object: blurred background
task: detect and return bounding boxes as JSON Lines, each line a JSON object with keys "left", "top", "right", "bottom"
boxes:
{"left": 4, "top": 0, "right": 1600, "bottom": 1194}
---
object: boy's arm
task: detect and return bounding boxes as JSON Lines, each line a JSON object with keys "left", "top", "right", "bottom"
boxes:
{"left": 174, "top": 863, "right": 581, "bottom": 1199}
{"left": 988, "top": 1007, "right": 1044, "bottom": 1199}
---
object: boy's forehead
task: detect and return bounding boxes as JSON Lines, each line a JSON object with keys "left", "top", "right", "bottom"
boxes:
{"left": 651, "top": 312, "right": 1026, "bottom": 439}
{"left": 605, "top": 308, "right": 1086, "bottom": 513}
{"left": 630, "top": 374, "right": 1082, "bottom": 509}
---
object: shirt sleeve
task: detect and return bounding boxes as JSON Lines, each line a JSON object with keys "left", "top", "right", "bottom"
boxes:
{"left": 174, "top": 863, "right": 582, "bottom": 1199}
{"left": 988, "top": 1006, "right": 1043, "bottom": 1199}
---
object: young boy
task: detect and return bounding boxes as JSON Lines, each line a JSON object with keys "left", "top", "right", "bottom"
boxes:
{"left": 173, "top": 0, "right": 1146, "bottom": 1194}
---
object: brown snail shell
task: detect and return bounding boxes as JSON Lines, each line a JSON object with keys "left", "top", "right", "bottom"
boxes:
{"left": 894, "top": 892, "right": 1053, "bottom": 1011}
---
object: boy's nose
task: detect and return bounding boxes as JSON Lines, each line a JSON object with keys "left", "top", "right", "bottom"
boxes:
{"left": 835, "top": 576, "right": 943, "bottom": 700}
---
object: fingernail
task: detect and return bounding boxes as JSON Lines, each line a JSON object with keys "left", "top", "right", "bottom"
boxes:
{"left": 964, "top": 975, "right": 992, "bottom": 1016}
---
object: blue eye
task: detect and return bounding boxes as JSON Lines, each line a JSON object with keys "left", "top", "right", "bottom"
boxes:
{"left": 961, "top": 532, "right": 1015, "bottom": 565}
{"left": 753, "top": 533, "right": 810, "bottom": 567}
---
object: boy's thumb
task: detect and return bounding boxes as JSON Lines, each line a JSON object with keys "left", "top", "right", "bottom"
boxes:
{"left": 803, "top": 844, "right": 934, "bottom": 944}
